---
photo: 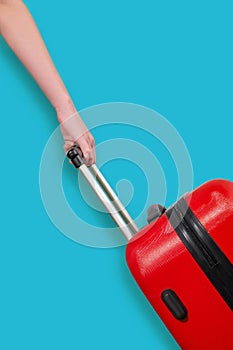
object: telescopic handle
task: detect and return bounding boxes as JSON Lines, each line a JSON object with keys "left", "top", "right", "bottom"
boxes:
{"left": 67, "top": 146, "right": 139, "bottom": 240}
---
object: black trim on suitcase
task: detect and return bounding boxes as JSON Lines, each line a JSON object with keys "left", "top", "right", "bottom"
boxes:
{"left": 166, "top": 197, "right": 233, "bottom": 311}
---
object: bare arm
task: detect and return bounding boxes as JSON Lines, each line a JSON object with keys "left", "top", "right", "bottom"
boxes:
{"left": 0, "top": 0, "right": 95, "bottom": 165}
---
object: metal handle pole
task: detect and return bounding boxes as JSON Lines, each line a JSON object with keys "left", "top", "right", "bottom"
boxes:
{"left": 67, "top": 147, "right": 138, "bottom": 240}
{"left": 79, "top": 164, "right": 134, "bottom": 240}
{"left": 90, "top": 164, "right": 139, "bottom": 234}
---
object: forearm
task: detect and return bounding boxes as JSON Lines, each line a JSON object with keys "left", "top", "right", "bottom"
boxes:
{"left": 0, "top": 0, "right": 76, "bottom": 120}
{"left": 0, "top": 0, "right": 95, "bottom": 164}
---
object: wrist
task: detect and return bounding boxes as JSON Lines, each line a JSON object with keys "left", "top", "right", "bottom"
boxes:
{"left": 55, "top": 96, "right": 77, "bottom": 123}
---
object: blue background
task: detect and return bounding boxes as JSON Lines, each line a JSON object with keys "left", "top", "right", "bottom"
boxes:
{"left": 0, "top": 0, "right": 232, "bottom": 349}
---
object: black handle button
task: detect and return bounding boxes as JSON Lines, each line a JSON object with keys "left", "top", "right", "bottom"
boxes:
{"left": 161, "top": 289, "right": 188, "bottom": 321}
{"left": 67, "top": 147, "right": 84, "bottom": 168}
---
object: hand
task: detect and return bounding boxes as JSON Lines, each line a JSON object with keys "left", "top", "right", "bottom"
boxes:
{"left": 60, "top": 113, "right": 96, "bottom": 166}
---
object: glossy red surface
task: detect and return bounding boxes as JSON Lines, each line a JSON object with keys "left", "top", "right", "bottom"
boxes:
{"left": 186, "top": 179, "right": 233, "bottom": 264}
{"left": 126, "top": 179, "right": 233, "bottom": 349}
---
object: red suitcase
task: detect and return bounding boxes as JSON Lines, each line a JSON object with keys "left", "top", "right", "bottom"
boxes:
{"left": 126, "top": 179, "right": 233, "bottom": 349}
{"left": 67, "top": 147, "right": 233, "bottom": 350}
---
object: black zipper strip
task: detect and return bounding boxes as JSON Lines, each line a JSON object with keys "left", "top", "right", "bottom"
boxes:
{"left": 166, "top": 197, "right": 233, "bottom": 311}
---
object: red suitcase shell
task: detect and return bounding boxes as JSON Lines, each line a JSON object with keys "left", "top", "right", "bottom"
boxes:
{"left": 126, "top": 179, "right": 233, "bottom": 349}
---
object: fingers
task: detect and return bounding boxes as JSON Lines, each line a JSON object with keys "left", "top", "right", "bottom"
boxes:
{"left": 88, "top": 133, "right": 96, "bottom": 164}
{"left": 59, "top": 113, "right": 96, "bottom": 166}
{"left": 63, "top": 141, "right": 74, "bottom": 154}
{"left": 77, "top": 133, "right": 96, "bottom": 166}
{"left": 64, "top": 133, "right": 96, "bottom": 167}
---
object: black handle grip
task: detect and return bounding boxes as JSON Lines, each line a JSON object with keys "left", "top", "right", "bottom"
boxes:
{"left": 67, "top": 146, "right": 84, "bottom": 168}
